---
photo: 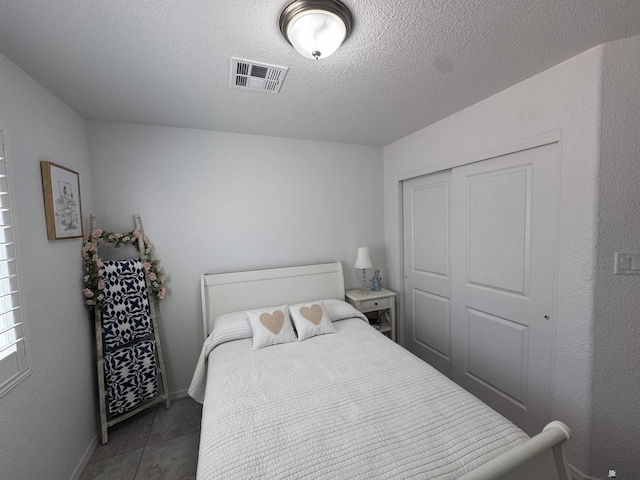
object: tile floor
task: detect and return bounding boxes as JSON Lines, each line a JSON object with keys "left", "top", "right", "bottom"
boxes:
{"left": 80, "top": 397, "right": 202, "bottom": 480}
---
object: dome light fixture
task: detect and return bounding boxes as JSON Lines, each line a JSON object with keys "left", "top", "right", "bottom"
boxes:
{"left": 279, "top": 0, "right": 353, "bottom": 60}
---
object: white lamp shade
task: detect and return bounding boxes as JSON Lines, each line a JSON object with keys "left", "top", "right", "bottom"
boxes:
{"left": 354, "top": 246, "right": 374, "bottom": 269}
{"left": 286, "top": 9, "right": 347, "bottom": 59}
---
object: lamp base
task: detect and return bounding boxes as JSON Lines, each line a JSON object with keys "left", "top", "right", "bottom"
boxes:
{"left": 359, "top": 268, "right": 371, "bottom": 295}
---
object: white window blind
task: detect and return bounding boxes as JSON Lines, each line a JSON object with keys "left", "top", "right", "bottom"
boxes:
{"left": 0, "top": 130, "right": 29, "bottom": 395}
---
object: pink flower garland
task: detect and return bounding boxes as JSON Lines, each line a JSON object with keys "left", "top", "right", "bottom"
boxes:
{"left": 82, "top": 228, "right": 167, "bottom": 310}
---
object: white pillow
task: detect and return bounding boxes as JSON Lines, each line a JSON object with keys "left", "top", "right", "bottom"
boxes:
{"left": 322, "top": 299, "right": 369, "bottom": 323}
{"left": 289, "top": 300, "right": 336, "bottom": 341}
{"left": 210, "top": 310, "right": 252, "bottom": 337}
{"left": 247, "top": 305, "right": 297, "bottom": 350}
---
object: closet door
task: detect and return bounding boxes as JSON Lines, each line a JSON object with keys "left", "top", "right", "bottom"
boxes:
{"left": 403, "top": 170, "right": 453, "bottom": 377}
{"left": 450, "top": 142, "right": 559, "bottom": 435}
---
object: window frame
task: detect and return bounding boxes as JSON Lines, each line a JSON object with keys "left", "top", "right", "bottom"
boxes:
{"left": 0, "top": 127, "right": 32, "bottom": 397}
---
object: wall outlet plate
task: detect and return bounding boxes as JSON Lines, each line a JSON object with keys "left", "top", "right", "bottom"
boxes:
{"left": 614, "top": 252, "right": 640, "bottom": 275}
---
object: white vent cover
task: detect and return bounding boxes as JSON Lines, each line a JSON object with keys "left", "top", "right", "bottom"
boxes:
{"left": 231, "top": 58, "right": 288, "bottom": 94}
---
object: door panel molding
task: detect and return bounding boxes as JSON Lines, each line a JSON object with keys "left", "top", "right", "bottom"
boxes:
{"left": 410, "top": 181, "right": 450, "bottom": 277}
{"left": 465, "top": 307, "right": 530, "bottom": 408}
{"left": 413, "top": 289, "right": 450, "bottom": 359}
{"left": 465, "top": 165, "right": 532, "bottom": 296}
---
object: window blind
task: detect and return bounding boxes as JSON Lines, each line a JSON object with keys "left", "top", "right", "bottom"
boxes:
{"left": 0, "top": 130, "right": 29, "bottom": 395}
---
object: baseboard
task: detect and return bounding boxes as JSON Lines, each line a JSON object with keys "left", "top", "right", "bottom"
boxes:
{"left": 69, "top": 433, "right": 98, "bottom": 480}
{"left": 170, "top": 388, "right": 190, "bottom": 401}
{"left": 568, "top": 464, "right": 602, "bottom": 480}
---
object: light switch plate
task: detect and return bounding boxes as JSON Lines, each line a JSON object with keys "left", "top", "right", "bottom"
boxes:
{"left": 614, "top": 252, "right": 640, "bottom": 275}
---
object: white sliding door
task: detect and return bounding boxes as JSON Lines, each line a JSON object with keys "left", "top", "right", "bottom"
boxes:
{"left": 402, "top": 141, "right": 559, "bottom": 434}
{"left": 450, "top": 143, "right": 559, "bottom": 434}
{"left": 403, "top": 170, "right": 453, "bottom": 377}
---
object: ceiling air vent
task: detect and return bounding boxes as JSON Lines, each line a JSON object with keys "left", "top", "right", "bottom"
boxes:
{"left": 231, "top": 58, "right": 288, "bottom": 94}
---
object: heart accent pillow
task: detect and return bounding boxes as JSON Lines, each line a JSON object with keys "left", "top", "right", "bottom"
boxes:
{"left": 289, "top": 300, "right": 336, "bottom": 341}
{"left": 300, "top": 304, "right": 323, "bottom": 325}
{"left": 260, "top": 310, "right": 285, "bottom": 334}
{"left": 247, "top": 305, "right": 297, "bottom": 350}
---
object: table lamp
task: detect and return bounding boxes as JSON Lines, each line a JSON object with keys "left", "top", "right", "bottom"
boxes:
{"left": 354, "top": 246, "right": 374, "bottom": 294}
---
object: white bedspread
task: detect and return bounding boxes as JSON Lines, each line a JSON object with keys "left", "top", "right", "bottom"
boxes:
{"left": 195, "top": 318, "right": 529, "bottom": 479}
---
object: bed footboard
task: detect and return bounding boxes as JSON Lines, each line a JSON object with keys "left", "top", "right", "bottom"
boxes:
{"left": 458, "top": 421, "right": 571, "bottom": 480}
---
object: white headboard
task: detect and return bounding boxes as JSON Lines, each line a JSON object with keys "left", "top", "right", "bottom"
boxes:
{"left": 200, "top": 262, "right": 345, "bottom": 337}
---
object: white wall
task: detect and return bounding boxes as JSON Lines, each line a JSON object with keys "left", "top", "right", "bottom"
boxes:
{"left": 383, "top": 47, "right": 603, "bottom": 473}
{"left": 87, "top": 122, "right": 384, "bottom": 394}
{"left": 0, "top": 54, "right": 96, "bottom": 479}
{"left": 591, "top": 36, "right": 640, "bottom": 477}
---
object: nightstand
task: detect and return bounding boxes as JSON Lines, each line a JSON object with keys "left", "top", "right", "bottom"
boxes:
{"left": 345, "top": 288, "right": 396, "bottom": 342}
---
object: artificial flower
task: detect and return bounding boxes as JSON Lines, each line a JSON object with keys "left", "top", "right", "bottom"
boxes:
{"left": 81, "top": 227, "right": 167, "bottom": 311}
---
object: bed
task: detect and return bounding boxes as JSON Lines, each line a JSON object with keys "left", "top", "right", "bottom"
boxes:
{"left": 188, "top": 262, "right": 570, "bottom": 480}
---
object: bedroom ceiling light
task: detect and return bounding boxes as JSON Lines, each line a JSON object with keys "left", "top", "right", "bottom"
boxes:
{"left": 279, "top": 0, "right": 353, "bottom": 60}
{"left": 354, "top": 246, "right": 373, "bottom": 294}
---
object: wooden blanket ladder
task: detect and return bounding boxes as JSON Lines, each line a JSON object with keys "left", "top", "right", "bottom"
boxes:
{"left": 88, "top": 214, "right": 170, "bottom": 444}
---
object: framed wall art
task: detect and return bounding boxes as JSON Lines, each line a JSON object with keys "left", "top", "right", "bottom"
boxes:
{"left": 41, "top": 161, "right": 84, "bottom": 240}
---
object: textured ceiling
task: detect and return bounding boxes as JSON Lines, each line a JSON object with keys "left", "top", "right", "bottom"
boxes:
{"left": 0, "top": 1, "right": 639, "bottom": 146}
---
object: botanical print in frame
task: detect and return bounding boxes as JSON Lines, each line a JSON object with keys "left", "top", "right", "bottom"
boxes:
{"left": 41, "top": 161, "right": 84, "bottom": 240}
